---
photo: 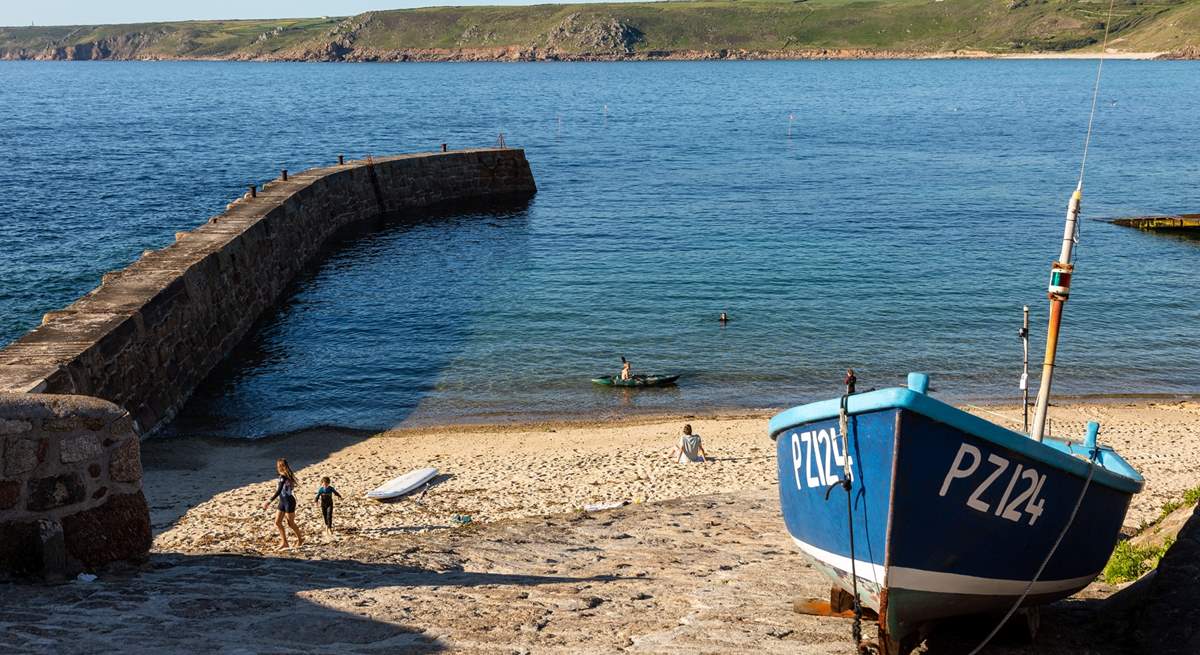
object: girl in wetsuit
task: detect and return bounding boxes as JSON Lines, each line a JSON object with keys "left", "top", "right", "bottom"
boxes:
{"left": 262, "top": 458, "right": 304, "bottom": 548}
{"left": 314, "top": 476, "right": 342, "bottom": 534}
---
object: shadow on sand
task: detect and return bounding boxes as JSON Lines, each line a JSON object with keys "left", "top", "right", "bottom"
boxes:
{"left": 915, "top": 596, "right": 1130, "bottom": 655}
{"left": 0, "top": 550, "right": 622, "bottom": 653}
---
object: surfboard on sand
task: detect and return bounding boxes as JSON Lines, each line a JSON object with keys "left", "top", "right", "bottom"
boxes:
{"left": 366, "top": 467, "right": 439, "bottom": 500}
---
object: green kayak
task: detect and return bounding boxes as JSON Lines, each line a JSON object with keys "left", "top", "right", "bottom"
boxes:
{"left": 591, "top": 374, "right": 681, "bottom": 388}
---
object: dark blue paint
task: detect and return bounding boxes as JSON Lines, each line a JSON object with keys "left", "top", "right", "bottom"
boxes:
{"left": 890, "top": 410, "right": 1131, "bottom": 582}
{"left": 772, "top": 380, "right": 1140, "bottom": 639}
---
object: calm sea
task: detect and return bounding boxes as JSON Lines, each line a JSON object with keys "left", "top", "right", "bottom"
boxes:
{"left": 1, "top": 60, "right": 1198, "bottom": 437}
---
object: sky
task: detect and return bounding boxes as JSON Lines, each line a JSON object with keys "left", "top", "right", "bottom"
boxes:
{"left": 0, "top": 1, "right": 603, "bottom": 27}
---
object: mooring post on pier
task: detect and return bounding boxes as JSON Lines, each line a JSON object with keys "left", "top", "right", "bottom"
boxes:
{"left": 281, "top": 169, "right": 288, "bottom": 181}
{"left": 249, "top": 185, "right": 256, "bottom": 198}
{"left": 338, "top": 154, "right": 345, "bottom": 165}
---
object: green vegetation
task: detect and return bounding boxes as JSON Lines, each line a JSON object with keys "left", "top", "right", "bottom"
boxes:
{"left": 1156, "top": 484, "right": 1200, "bottom": 522}
{"left": 1103, "top": 537, "right": 1173, "bottom": 584}
{"left": 1103, "top": 485, "right": 1200, "bottom": 584}
{"left": 1, "top": 0, "right": 1198, "bottom": 61}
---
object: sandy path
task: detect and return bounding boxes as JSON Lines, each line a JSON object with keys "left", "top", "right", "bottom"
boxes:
{"left": 0, "top": 490, "right": 1132, "bottom": 655}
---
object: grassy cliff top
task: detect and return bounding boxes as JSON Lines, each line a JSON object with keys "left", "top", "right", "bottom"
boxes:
{"left": 1, "top": 0, "right": 1198, "bottom": 60}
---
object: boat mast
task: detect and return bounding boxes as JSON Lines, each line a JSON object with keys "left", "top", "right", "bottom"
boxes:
{"left": 1029, "top": 187, "right": 1081, "bottom": 441}
{"left": 1029, "top": 0, "right": 1116, "bottom": 442}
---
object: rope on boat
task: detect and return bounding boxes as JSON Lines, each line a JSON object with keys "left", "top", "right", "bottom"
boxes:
{"left": 1071, "top": 0, "right": 1118, "bottom": 256}
{"left": 964, "top": 448, "right": 1100, "bottom": 655}
{"left": 1076, "top": 0, "right": 1117, "bottom": 193}
{"left": 826, "top": 392, "right": 866, "bottom": 651}
{"left": 963, "top": 404, "right": 1024, "bottom": 428}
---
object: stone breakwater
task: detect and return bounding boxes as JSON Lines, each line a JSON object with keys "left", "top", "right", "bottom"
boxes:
{"left": 0, "top": 149, "right": 537, "bottom": 436}
{"left": 0, "top": 148, "right": 534, "bottom": 576}
{"left": 0, "top": 393, "right": 149, "bottom": 579}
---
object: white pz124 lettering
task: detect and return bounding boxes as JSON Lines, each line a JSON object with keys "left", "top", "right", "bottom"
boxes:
{"left": 939, "top": 443, "right": 1046, "bottom": 525}
{"left": 791, "top": 429, "right": 853, "bottom": 490}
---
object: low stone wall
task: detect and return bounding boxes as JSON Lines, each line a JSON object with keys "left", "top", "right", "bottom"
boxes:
{"left": 0, "top": 393, "right": 150, "bottom": 579}
{"left": 0, "top": 148, "right": 536, "bottom": 435}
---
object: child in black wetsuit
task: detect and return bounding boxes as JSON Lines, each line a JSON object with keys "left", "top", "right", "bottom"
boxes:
{"left": 314, "top": 477, "right": 342, "bottom": 534}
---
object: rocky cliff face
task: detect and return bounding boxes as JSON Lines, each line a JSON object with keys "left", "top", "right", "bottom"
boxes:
{"left": 543, "top": 13, "right": 644, "bottom": 55}
{"left": 1161, "top": 45, "right": 1200, "bottom": 60}
{"left": 0, "top": 30, "right": 170, "bottom": 61}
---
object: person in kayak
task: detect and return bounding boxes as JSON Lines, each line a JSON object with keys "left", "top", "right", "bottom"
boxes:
{"left": 670, "top": 424, "right": 708, "bottom": 464}
{"left": 262, "top": 458, "right": 304, "bottom": 548}
{"left": 314, "top": 476, "right": 343, "bottom": 534}
{"left": 620, "top": 357, "right": 633, "bottom": 381}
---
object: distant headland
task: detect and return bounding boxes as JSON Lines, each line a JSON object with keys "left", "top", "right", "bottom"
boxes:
{"left": 2, "top": 1, "right": 1199, "bottom": 63}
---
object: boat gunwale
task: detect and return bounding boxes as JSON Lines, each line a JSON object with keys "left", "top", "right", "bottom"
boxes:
{"left": 590, "top": 374, "right": 681, "bottom": 386}
{"left": 768, "top": 386, "right": 1144, "bottom": 494}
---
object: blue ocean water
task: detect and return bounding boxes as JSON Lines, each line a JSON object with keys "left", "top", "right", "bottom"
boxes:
{"left": 1, "top": 60, "right": 1198, "bottom": 437}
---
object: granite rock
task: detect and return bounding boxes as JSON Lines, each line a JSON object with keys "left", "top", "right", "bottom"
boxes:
{"left": 62, "top": 492, "right": 151, "bottom": 568}
{"left": 0, "top": 480, "right": 19, "bottom": 509}
{"left": 109, "top": 438, "right": 142, "bottom": 482}
{"left": 60, "top": 434, "right": 102, "bottom": 464}
{"left": 4, "top": 437, "right": 46, "bottom": 477}
{"left": 27, "top": 473, "right": 86, "bottom": 511}
{"left": 0, "top": 419, "right": 31, "bottom": 435}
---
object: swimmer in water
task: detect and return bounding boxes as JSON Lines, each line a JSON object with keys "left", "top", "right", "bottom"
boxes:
{"left": 719, "top": 312, "right": 729, "bottom": 323}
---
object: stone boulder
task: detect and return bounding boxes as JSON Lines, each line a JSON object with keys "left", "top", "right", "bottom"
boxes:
{"left": 0, "top": 393, "right": 150, "bottom": 580}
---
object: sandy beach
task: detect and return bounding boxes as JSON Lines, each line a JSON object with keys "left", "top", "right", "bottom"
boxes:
{"left": 147, "top": 400, "right": 1200, "bottom": 556}
{"left": 4, "top": 399, "right": 1196, "bottom": 653}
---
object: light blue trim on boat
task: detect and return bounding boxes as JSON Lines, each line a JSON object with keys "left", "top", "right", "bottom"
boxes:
{"left": 769, "top": 385, "right": 1144, "bottom": 495}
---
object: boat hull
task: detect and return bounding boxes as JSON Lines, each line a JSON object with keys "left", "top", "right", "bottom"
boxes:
{"left": 591, "top": 374, "right": 680, "bottom": 387}
{"left": 772, "top": 388, "right": 1140, "bottom": 642}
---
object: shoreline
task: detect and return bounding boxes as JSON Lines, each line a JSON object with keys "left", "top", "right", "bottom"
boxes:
{"left": 152, "top": 390, "right": 1200, "bottom": 442}
{"left": 0, "top": 50, "right": 1182, "bottom": 63}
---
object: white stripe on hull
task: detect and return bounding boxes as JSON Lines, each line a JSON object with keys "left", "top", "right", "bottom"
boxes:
{"left": 791, "top": 537, "right": 1098, "bottom": 597}
{"left": 790, "top": 537, "right": 885, "bottom": 585}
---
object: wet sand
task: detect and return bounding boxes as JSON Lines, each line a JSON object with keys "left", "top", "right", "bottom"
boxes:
{"left": 5, "top": 400, "right": 1197, "bottom": 653}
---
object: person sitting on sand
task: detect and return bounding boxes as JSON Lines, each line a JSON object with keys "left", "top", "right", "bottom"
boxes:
{"left": 262, "top": 458, "right": 304, "bottom": 548}
{"left": 314, "top": 476, "right": 343, "bottom": 534}
{"left": 670, "top": 424, "right": 708, "bottom": 464}
{"left": 620, "top": 358, "right": 633, "bottom": 381}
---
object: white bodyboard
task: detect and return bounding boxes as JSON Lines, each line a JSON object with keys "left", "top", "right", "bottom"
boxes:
{"left": 366, "top": 467, "right": 439, "bottom": 500}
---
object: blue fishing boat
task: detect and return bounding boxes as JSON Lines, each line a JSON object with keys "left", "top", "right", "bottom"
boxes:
{"left": 771, "top": 373, "right": 1143, "bottom": 652}
{"left": 771, "top": 11, "right": 1144, "bottom": 652}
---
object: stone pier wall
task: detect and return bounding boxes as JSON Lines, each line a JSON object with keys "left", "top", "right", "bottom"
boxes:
{"left": 0, "top": 148, "right": 536, "bottom": 435}
{"left": 0, "top": 393, "right": 149, "bottom": 578}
